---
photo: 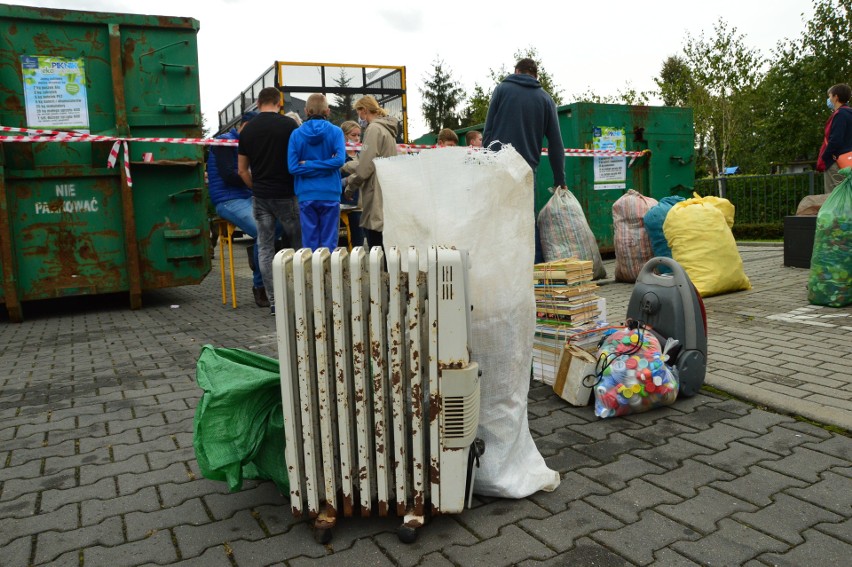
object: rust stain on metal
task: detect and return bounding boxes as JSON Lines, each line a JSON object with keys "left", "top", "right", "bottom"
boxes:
{"left": 396, "top": 502, "right": 407, "bottom": 516}
{"left": 378, "top": 501, "right": 388, "bottom": 517}
{"left": 291, "top": 507, "right": 302, "bottom": 518}
{"left": 404, "top": 516, "right": 422, "bottom": 528}
{"left": 430, "top": 463, "right": 441, "bottom": 484}
{"left": 4, "top": 95, "right": 24, "bottom": 113}
{"left": 33, "top": 32, "right": 55, "bottom": 53}
{"left": 439, "top": 360, "right": 465, "bottom": 370}
{"left": 342, "top": 494, "right": 353, "bottom": 517}
{"left": 122, "top": 37, "right": 136, "bottom": 73}
{"left": 411, "top": 383, "right": 423, "bottom": 419}
{"left": 429, "top": 393, "right": 441, "bottom": 422}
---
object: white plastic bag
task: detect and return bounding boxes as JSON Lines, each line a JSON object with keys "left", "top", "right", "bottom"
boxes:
{"left": 377, "top": 145, "right": 560, "bottom": 498}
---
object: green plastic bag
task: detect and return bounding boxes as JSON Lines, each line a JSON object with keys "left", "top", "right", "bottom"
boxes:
{"left": 193, "top": 345, "right": 289, "bottom": 493}
{"left": 808, "top": 168, "right": 852, "bottom": 307}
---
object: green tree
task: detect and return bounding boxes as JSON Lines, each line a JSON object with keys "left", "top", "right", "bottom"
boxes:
{"left": 655, "top": 55, "right": 694, "bottom": 107}
{"left": 683, "top": 18, "right": 764, "bottom": 175}
{"left": 329, "top": 69, "right": 356, "bottom": 125}
{"left": 489, "top": 46, "right": 563, "bottom": 105}
{"left": 572, "top": 82, "right": 651, "bottom": 105}
{"left": 653, "top": 55, "right": 716, "bottom": 176}
{"left": 460, "top": 83, "right": 490, "bottom": 127}
{"left": 748, "top": 0, "right": 852, "bottom": 169}
{"left": 419, "top": 58, "right": 465, "bottom": 132}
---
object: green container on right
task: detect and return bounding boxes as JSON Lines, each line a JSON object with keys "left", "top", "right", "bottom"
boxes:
{"left": 534, "top": 103, "right": 695, "bottom": 252}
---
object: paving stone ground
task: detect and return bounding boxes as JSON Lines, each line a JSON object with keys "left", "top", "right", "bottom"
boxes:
{"left": 0, "top": 241, "right": 849, "bottom": 566}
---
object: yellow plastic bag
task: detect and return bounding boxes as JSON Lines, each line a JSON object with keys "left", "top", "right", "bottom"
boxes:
{"left": 663, "top": 194, "right": 751, "bottom": 297}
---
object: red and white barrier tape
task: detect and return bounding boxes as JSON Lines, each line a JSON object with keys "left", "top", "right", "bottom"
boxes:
{"left": 2, "top": 125, "right": 649, "bottom": 157}
{"left": 107, "top": 141, "right": 133, "bottom": 188}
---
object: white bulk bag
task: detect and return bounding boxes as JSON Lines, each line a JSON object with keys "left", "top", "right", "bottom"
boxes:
{"left": 377, "top": 146, "right": 560, "bottom": 498}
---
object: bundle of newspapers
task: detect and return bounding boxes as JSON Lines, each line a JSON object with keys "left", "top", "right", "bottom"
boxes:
{"left": 532, "top": 258, "right": 607, "bottom": 385}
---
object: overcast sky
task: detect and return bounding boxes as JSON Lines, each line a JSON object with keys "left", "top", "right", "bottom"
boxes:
{"left": 8, "top": 0, "right": 816, "bottom": 138}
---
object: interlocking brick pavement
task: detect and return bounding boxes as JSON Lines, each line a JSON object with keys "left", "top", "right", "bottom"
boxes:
{"left": 0, "top": 241, "right": 849, "bottom": 566}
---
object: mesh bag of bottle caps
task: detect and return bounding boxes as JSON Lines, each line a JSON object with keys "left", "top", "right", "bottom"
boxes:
{"left": 593, "top": 327, "right": 678, "bottom": 418}
{"left": 808, "top": 168, "right": 852, "bottom": 307}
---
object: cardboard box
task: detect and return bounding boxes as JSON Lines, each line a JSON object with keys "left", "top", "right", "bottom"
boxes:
{"left": 553, "top": 344, "right": 598, "bottom": 406}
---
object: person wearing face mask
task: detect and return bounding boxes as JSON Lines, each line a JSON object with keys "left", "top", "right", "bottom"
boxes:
{"left": 817, "top": 83, "right": 852, "bottom": 194}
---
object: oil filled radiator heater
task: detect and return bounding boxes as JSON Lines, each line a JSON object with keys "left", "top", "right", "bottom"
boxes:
{"left": 272, "top": 246, "right": 483, "bottom": 543}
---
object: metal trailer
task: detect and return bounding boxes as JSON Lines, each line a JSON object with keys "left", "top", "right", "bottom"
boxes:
{"left": 216, "top": 61, "right": 408, "bottom": 142}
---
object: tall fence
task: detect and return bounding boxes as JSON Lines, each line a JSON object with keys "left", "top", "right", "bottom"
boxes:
{"left": 694, "top": 171, "right": 822, "bottom": 225}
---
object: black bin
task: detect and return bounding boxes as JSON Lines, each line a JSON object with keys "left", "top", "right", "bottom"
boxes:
{"left": 783, "top": 215, "right": 817, "bottom": 269}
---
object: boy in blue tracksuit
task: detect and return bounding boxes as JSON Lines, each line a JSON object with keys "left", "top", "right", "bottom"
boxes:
{"left": 287, "top": 94, "right": 347, "bottom": 250}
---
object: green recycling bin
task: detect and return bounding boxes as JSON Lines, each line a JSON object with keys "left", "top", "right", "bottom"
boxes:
{"left": 535, "top": 102, "right": 695, "bottom": 252}
{"left": 0, "top": 4, "right": 210, "bottom": 322}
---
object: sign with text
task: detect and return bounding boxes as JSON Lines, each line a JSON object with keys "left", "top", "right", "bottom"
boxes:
{"left": 593, "top": 126, "right": 626, "bottom": 190}
{"left": 21, "top": 55, "right": 90, "bottom": 131}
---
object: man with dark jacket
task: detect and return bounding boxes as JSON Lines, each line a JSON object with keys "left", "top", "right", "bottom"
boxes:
{"left": 238, "top": 87, "right": 302, "bottom": 315}
{"left": 483, "top": 58, "right": 567, "bottom": 263}
{"left": 207, "top": 111, "right": 269, "bottom": 307}
{"left": 818, "top": 83, "right": 852, "bottom": 194}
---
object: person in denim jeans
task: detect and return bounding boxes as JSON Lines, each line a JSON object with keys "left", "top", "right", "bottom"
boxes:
{"left": 238, "top": 86, "right": 302, "bottom": 314}
{"left": 206, "top": 111, "right": 272, "bottom": 307}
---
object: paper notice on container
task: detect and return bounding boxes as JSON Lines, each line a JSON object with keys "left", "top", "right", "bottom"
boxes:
{"left": 21, "top": 55, "right": 90, "bottom": 132}
{"left": 593, "top": 126, "right": 626, "bottom": 190}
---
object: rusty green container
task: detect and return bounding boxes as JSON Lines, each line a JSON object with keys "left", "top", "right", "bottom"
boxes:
{"left": 535, "top": 103, "right": 695, "bottom": 252}
{"left": 0, "top": 4, "right": 209, "bottom": 322}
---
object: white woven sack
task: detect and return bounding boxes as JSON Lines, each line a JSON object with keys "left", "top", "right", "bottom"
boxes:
{"left": 377, "top": 145, "right": 560, "bottom": 498}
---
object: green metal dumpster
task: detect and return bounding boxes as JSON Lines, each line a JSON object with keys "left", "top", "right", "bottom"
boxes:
{"left": 535, "top": 103, "right": 695, "bottom": 251}
{"left": 0, "top": 4, "right": 209, "bottom": 322}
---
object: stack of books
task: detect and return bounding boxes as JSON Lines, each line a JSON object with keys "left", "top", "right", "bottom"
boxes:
{"left": 532, "top": 258, "right": 605, "bottom": 385}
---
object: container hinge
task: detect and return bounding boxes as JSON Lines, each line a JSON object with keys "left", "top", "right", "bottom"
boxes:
{"left": 168, "top": 187, "right": 202, "bottom": 201}
{"left": 160, "top": 62, "right": 195, "bottom": 75}
{"left": 158, "top": 99, "right": 196, "bottom": 113}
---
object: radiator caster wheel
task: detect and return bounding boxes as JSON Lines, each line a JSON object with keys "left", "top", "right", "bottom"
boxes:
{"left": 314, "top": 528, "right": 333, "bottom": 544}
{"left": 397, "top": 525, "right": 418, "bottom": 544}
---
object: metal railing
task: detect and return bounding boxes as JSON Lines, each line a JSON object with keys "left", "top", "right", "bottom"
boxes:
{"left": 694, "top": 171, "right": 822, "bottom": 225}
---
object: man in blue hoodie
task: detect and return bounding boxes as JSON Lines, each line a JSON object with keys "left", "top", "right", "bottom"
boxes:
{"left": 483, "top": 58, "right": 567, "bottom": 263}
{"left": 206, "top": 111, "right": 270, "bottom": 308}
{"left": 288, "top": 94, "right": 347, "bottom": 250}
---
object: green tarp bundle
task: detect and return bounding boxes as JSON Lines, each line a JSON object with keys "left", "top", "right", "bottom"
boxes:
{"left": 193, "top": 345, "right": 289, "bottom": 493}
